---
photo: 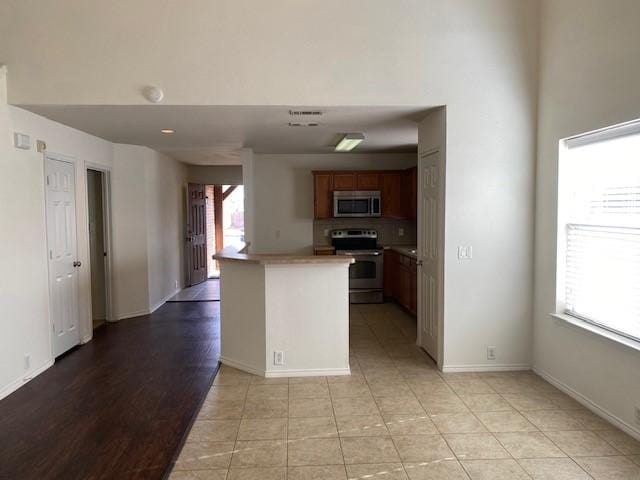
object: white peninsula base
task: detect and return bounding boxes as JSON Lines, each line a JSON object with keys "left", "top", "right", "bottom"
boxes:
{"left": 214, "top": 249, "right": 353, "bottom": 378}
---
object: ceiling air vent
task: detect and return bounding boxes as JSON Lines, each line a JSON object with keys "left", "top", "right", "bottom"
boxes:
{"left": 288, "top": 122, "right": 320, "bottom": 127}
{"left": 289, "top": 109, "right": 323, "bottom": 116}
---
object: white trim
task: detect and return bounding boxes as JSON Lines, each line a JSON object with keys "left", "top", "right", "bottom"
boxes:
{"left": 533, "top": 366, "right": 640, "bottom": 441}
{"left": 116, "top": 288, "right": 180, "bottom": 320}
{"left": 220, "top": 357, "right": 352, "bottom": 378}
{"left": 442, "top": 363, "right": 531, "bottom": 373}
{"left": 551, "top": 313, "right": 640, "bottom": 354}
{"left": 150, "top": 288, "right": 181, "bottom": 313}
{"left": 117, "top": 309, "right": 150, "bottom": 321}
{"left": 265, "top": 367, "right": 351, "bottom": 378}
{"left": 0, "top": 361, "right": 54, "bottom": 400}
{"left": 220, "top": 356, "right": 265, "bottom": 376}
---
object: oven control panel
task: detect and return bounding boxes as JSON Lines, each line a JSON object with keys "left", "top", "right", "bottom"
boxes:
{"left": 331, "top": 229, "right": 377, "bottom": 239}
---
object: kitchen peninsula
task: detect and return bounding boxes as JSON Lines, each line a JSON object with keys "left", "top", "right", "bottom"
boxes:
{"left": 213, "top": 246, "right": 354, "bottom": 377}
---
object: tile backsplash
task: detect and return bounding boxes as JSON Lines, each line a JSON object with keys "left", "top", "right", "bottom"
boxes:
{"left": 313, "top": 218, "right": 417, "bottom": 246}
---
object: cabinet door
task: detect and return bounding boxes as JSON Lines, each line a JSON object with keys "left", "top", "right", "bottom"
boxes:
{"left": 406, "top": 167, "right": 418, "bottom": 220}
{"left": 333, "top": 173, "right": 356, "bottom": 190}
{"left": 314, "top": 173, "right": 333, "bottom": 219}
{"left": 398, "top": 264, "right": 411, "bottom": 310}
{"left": 356, "top": 173, "right": 380, "bottom": 190}
{"left": 381, "top": 172, "right": 405, "bottom": 218}
{"left": 383, "top": 250, "right": 396, "bottom": 298}
{"left": 409, "top": 258, "right": 417, "bottom": 315}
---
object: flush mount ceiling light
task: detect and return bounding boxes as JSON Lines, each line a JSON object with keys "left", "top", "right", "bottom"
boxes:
{"left": 143, "top": 86, "right": 164, "bottom": 103}
{"left": 335, "top": 133, "right": 365, "bottom": 152}
{"left": 160, "top": 129, "right": 175, "bottom": 134}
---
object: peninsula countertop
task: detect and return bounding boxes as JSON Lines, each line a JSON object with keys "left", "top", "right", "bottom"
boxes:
{"left": 213, "top": 245, "right": 354, "bottom": 265}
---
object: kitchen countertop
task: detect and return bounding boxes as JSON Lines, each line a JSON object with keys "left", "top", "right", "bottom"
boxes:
{"left": 313, "top": 245, "right": 336, "bottom": 252}
{"left": 385, "top": 245, "right": 418, "bottom": 259}
{"left": 214, "top": 245, "right": 353, "bottom": 265}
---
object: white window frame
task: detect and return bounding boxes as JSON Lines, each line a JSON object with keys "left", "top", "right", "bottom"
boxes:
{"left": 554, "top": 119, "right": 640, "bottom": 353}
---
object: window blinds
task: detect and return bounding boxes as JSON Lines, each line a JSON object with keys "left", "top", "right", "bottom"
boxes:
{"left": 562, "top": 124, "right": 640, "bottom": 342}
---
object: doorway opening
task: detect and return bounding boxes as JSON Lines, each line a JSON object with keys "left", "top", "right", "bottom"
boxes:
{"left": 177, "top": 183, "right": 243, "bottom": 302}
{"left": 86, "top": 168, "right": 111, "bottom": 329}
{"left": 207, "top": 184, "right": 245, "bottom": 278}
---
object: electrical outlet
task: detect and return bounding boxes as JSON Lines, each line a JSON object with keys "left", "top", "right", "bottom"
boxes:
{"left": 273, "top": 351, "right": 284, "bottom": 366}
{"left": 174, "top": 280, "right": 178, "bottom": 289}
{"left": 398, "top": 228, "right": 404, "bottom": 237}
{"left": 635, "top": 406, "right": 640, "bottom": 425}
{"left": 24, "top": 354, "right": 30, "bottom": 371}
{"left": 458, "top": 246, "right": 473, "bottom": 260}
{"left": 487, "top": 346, "right": 496, "bottom": 360}
{"left": 324, "top": 229, "right": 329, "bottom": 237}
{"left": 275, "top": 229, "right": 281, "bottom": 239}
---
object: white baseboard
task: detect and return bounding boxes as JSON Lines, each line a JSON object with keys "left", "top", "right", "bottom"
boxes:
{"left": 220, "top": 356, "right": 351, "bottom": 378}
{"left": 150, "top": 288, "right": 180, "bottom": 314}
{"left": 265, "top": 367, "right": 351, "bottom": 378}
{"left": 220, "top": 356, "right": 265, "bottom": 376}
{"left": 117, "top": 308, "right": 151, "bottom": 321}
{"left": 0, "top": 360, "right": 54, "bottom": 400}
{"left": 117, "top": 288, "right": 181, "bottom": 320}
{"left": 533, "top": 366, "right": 640, "bottom": 441}
{"left": 442, "top": 363, "right": 531, "bottom": 373}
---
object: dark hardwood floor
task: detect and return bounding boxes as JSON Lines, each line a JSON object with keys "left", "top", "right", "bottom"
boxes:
{"left": 0, "top": 302, "right": 220, "bottom": 480}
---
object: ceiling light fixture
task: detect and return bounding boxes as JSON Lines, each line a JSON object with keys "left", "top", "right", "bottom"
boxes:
{"left": 160, "top": 129, "right": 175, "bottom": 134}
{"left": 335, "top": 133, "right": 365, "bottom": 152}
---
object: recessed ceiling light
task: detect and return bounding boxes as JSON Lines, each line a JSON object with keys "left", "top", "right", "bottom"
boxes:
{"left": 161, "top": 129, "right": 175, "bottom": 134}
{"left": 335, "top": 133, "right": 365, "bottom": 152}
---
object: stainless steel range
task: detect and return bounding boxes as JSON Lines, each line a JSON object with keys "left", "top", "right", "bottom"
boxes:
{"left": 332, "top": 229, "right": 384, "bottom": 304}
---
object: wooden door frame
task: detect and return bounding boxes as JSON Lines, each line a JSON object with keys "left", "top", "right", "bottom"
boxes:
{"left": 43, "top": 152, "right": 81, "bottom": 359}
{"left": 85, "top": 163, "right": 114, "bottom": 326}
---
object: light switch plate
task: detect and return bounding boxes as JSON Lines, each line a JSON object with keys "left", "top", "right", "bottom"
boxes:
{"left": 14, "top": 132, "right": 31, "bottom": 150}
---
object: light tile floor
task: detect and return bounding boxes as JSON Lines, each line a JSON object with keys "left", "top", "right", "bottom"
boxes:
{"left": 171, "top": 302, "right": 640, "bottom": 480}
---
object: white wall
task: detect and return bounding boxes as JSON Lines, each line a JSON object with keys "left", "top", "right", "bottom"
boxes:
{"left": 112, "top": 144, "right": 187, "bottom": 318}
{"left": 0, "top": 67, "right": 113, "bottom": 398}
{"left": 252, "top": 153, "right": 417, "bottom": 254}
{"left": 187, "top": 165, "right": 243, "bottom": 186}
{"left": 534, "top": 0, "right": 640, "bottom": 434}
{"left": 111, "top": 145, "right": 149, "bottom": 318}
{"left": 0, "top": 0, "right": 536, "bottom": 108}
{"left": 0, "top": 0, "right": 540, "bottom": 388}
{"left": 0, "top": 68, "right": 187, "bottom": 398}
{"left": 145, "top": 150, "right": 188, "bottom": 310}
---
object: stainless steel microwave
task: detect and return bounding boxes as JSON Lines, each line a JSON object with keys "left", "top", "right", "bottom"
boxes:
{"left": 333, "top": 191, "right": 381, "bottom": 217}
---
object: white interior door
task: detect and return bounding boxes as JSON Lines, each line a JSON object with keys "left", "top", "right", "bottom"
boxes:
{"left": 417, "top": 150, "right": 444, "bottom": 363}
{"left": 46, "top": 156, "right": 81, "bottom": 357}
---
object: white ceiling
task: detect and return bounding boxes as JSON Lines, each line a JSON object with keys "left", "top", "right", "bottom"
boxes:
{"left": 21, "top": 105, "right": 431, "bottom": 164}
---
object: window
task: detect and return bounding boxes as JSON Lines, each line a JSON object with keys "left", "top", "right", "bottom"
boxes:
{"left": 557, "top": 121, "right": 640, "bottom": 344}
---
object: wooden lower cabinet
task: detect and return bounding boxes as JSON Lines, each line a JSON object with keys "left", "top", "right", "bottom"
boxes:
{"left": 384, "top": 249, "right": 417, "bottom": 316}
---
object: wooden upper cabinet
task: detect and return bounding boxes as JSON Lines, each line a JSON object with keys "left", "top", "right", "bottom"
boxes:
{"left": 333, "top": 173, "right": 356, "bottom": 190}
{"left": 405, "top": 166, "right": 418, "bottom": 220}
{"left": 313, "top": 167, "right": 416, "bottom": 220}
{"left": 356, "top": 173, "right": 380, "bottom": 190}
{"left": 381, "top": 172, "right": 405, "bottom": 218}
{"left": 313, "top": 173, "right": 333, "bottom": 219}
